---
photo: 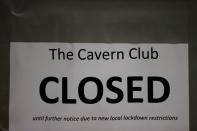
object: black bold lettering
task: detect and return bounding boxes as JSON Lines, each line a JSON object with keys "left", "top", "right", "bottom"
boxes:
{"left": 148, "top": 76, "right": 170, "bottom": 103}
{"left": 62, "top": 77, "right": 77, "bottom": 104}
{"left": 39, "top": 77, "right": 59, "bottom": 104}
{"left": 78, "top": 77, "right": 103, "bottom": 104}
{"left": 106, "top": 77, "right": 123, "bottom": 104}
{"left": 127, "top": 76, "right": 143, "bottom": 103}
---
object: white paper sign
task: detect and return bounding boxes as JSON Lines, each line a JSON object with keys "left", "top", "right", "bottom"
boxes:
{"left": 10, "top": 43, "right": 189, "bottom": 131}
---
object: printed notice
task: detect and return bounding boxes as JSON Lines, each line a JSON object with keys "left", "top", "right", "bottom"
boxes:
{"left": 10, "top": 43, "right": 189, "bottom": 131}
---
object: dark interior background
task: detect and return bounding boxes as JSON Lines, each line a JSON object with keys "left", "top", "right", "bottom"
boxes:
{"left": 0, "top": 0, "right": 196, "bottom": 130}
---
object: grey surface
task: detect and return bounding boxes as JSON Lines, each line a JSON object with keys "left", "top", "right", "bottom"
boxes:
{"left": 0, "top": 2, "right": 10, "bottom": 131}
{"left": 0, "top": 0, "right": 196, "bottom": 131}
{"left": 10, "top": 1, "right": 188, "bottom": 43}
